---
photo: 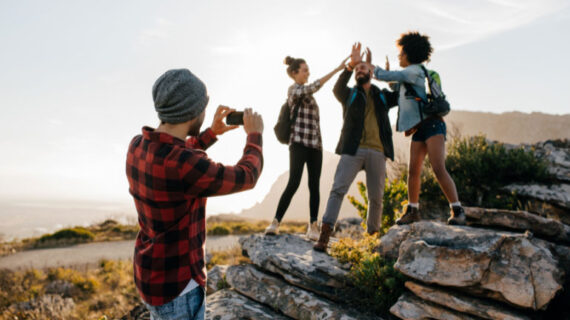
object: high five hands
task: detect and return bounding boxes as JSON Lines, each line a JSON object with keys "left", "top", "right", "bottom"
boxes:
{"left": 349, "top": 42, "right": 376, "bottom": 71}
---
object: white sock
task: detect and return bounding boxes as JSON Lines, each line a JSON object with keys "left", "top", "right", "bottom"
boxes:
{"left": 408, "top": 202, "right": 419, "bottom": 209}
{"left": 449, "top": 202, "right": 461, "bottom": 208}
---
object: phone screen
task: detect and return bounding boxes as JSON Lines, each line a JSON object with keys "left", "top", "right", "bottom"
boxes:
{"left": 226, "top": 111, "right": 244, "bottom": 125}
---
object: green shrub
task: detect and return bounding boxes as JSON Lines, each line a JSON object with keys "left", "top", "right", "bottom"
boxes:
{"left": 209, "top": 225, "right": 231, "bottom": 236}
{"left": 445, "top": 135, "right": 551, "bottom": 209}
{"left": 330, "top": 234, "right": 406, "bottom": 315}
{"left": 39, "top": 227, "right": 95, "bottom": 243}
{"left": 347, "top": 178, "right": 407, "bottom": 235}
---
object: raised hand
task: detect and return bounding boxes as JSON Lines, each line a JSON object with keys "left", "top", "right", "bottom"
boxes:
{"left": 365, "top": 47, "right": 372, "bottom": 64}
{"left": 211, "top": 105, "right": 239, "bottom": 135}
{"left": 350, "top": 42, "right": 362, "bottom": 67}
{"left": 243, "top": 108, "right": 264, "bottom": 134}
{"left": 339, "top": 56, "right": 350, "bottom": 69}
{"left": 385, "top": 55, "right": 390, "bottom": 71}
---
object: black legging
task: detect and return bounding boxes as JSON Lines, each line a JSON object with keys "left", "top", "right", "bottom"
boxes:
{"left": 275, "top": 143, "right": 323, "bottom": 223}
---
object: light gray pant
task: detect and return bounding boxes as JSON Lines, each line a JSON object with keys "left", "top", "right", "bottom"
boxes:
{"left": 322, "top": 148, "right": 386, "bottom": 233}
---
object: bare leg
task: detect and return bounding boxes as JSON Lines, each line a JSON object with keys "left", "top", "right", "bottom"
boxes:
{"left": 408, "top": 141, "right": 428, "bottom": 203}
{"left": 425, "top": 134, "right": 459, "bottom": 203}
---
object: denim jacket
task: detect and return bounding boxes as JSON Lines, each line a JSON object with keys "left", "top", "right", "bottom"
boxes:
{"left": 373, "top": 64, "right": 427, "bottom": 132}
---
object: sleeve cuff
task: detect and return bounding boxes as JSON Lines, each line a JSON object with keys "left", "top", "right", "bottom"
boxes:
{"left": 246, "top": 132, "right": 263, "bottom": 153}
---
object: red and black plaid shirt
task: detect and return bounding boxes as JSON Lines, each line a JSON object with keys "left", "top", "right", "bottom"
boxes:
{"left": 126, "top": 126, "right": 263, "bottom": 306}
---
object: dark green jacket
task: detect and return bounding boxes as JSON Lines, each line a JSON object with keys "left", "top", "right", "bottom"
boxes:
{"left": 333, "top": 69, "right": 398, "bottom": 160}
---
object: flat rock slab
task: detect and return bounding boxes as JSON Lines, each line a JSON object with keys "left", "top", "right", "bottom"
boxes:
{"left": 464, "top": 207, "right": 570, "bottom": 244}
{"left": 225, "top": 264, "right": 379, "bottom": 320}
{"left": 505, "top": 183, "right": 570, "bottom": 210}
{"left": 388, "top": 221, "right": 564, "bottom": 310}
{"left": 240, "top": 234, "right": 351, "bottom": 301}
{"left": 390, "top": 292, "right": 479, "bottom": 320}
{"left": 404, "top": 281, "right": 532, "bottom": 320}
{"left": 205, "top": 289, "right": 290, "bottom": 320}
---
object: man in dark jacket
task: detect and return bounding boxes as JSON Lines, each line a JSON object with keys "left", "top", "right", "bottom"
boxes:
{"left": 314, "top": 47, "right": 398, "bottom": 252}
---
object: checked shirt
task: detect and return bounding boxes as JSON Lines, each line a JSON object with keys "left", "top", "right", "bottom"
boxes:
{"left": 126, "top": 127, "right": 263, "bottom": 306}
{"left": 287, "top": 80, "right": 323, "bottom": 150}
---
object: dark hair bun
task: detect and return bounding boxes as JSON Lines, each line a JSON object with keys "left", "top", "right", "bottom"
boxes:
{"left": 284, "top": 56, "right": 294, "bottom": 65}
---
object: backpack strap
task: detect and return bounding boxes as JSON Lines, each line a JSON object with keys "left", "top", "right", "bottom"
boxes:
{"left": 378, "top": 91, "right": 387, "bottom": 105}
{"left": 347, "top": 88, "right": 358, "bottom": 106}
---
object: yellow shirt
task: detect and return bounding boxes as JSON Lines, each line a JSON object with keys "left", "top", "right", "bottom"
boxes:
{"left": 359, "top": 89, "right": 384, "bottom": 152}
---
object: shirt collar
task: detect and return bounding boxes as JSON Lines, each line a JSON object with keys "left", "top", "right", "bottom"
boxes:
{"left": 142, "top": 126, "right": 186, "bottom": 147}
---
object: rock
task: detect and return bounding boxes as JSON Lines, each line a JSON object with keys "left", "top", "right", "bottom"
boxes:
{"left": 404, "top": 281, "right": 532, "bottom": 320}
{"left": 206, "top": 265, "right": 229, "bottom": 295}
{"left": 9, "top": 294, "right": 75, "bottom": 320}
{"left": 464, "top": 207, "right": 570, "bottom": 244}
{"left": 333, "top": 217, "right": 365, "bottom": 239}
{"left": 505, "top": 183, "right": 570, "bottom": 210}
{"left": 390, "top": 292, "right": 479, "bottom": 320}
{"left": 225, "top": 264, "right": 378, "bottom": 320}
{"left": 205, "top": 289, "right": 290, "bottom": 320}
{"left": 239, "top": 234, "right": 351, "bottom": 301}
{"left": 377, "top": 224, "right": 412, "bottom": 260}
{"left": 392, "top": 221, "right": 564, "bottom": 310}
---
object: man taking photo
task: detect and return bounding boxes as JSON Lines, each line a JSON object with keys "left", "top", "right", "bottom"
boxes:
{"left": 126, "top": 68, "right": 263, "bottom": 320}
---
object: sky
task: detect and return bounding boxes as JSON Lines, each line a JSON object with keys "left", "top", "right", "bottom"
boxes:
{"left": 0, "top": 0, "right": 569, "bottom": 215}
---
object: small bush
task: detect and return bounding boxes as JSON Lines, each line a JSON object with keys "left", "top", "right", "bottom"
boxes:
{"left": 39, "top": 227, "right": 95, "bottom": 243}
{"left": 209, "top": 225, "right": 231, "bottom": 236}
{"left": 330, "top": 234, "right": 406, "bottom": 315}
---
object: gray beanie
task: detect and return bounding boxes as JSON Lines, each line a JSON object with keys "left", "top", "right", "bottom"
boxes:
{"left": 152, "top": 69, "right": 209, "bottom": 124}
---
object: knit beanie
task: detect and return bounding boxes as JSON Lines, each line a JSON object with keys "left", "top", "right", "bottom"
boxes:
{"left": 152, "top": 69, "right": 209, "bottom": 124}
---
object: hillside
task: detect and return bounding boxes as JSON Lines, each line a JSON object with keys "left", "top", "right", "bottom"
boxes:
{"left": 236, "top": 111, "right": 569, "bottom": 222}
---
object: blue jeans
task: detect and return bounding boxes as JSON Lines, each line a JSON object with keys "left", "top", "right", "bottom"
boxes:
{"left": 144, "top": 286, "right": 205, "bottom": 320}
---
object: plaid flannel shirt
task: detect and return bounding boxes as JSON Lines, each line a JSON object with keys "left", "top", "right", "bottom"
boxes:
{"left": 288, "top": 80, "right": 322, "bottom": 150}
{"left": 126, "top": 126, "right": 263, "bottom": 306}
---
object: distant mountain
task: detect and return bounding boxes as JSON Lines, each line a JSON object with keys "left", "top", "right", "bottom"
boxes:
{"left": 237, "top": 111, "right": 570, "bottom": 222}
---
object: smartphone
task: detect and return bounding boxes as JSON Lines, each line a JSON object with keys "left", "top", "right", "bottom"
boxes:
{"left": 226, "top": 111, "right": 244, "bottom": 125}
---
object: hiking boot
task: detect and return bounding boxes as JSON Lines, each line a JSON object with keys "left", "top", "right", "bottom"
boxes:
{"left": 396, "top": 205, "right": 421, "bottom": 225}
{"left": 306, "top": 221, "right": 320, "bottom": 241}
{"left": 264, "top": 218, "right": 280, "bottom": 235}
{"left": 448, "top": 206, "right": 466, "bottom": 225}
{"left": 313, "top": 223, "right": 333, "bottom": 252}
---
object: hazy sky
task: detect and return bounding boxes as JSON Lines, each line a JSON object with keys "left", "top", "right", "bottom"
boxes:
{"left": 1, "top": 0, "right": 569, "bottom": 214}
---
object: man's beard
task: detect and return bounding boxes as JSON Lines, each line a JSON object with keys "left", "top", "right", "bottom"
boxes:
{"left": 356, "top": 73, "right": 371, "bottom": 86}
{"left": 187, "top": 118, "right": 204, "bottom": 136}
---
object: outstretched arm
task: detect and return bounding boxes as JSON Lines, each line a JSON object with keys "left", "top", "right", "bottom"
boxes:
{"left": 318, "top": 56, "right": 349, "bottom": 86}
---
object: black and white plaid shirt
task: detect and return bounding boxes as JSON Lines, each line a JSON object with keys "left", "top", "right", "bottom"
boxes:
{"left": 287, "top": 80, "right": 322, "bottom": 150}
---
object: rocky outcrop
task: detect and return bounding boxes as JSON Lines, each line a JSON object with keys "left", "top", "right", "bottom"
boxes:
{"left": 503, "top": 141, "right": 570, "bottom": 224}
{"left": 8, "top": 294, "right": 75, "bottom": 320}
{"left": 464, "top": 207, "right": 570, "bottom": 244}
{"left": 240, "top": 233, "right": 351, "bottom": 301}
{"left": 205, "top": 289, "right": 290, "bottom": 320}
{"left": 226, "top": 264, "right": 374, "bottom": 320}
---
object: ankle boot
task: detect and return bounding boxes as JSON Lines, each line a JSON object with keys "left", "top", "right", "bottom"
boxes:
{"left": 448, "top": 206, "right": 466, "bottom": 225}
{"left": 313, "top": 223, "right": 333, "bottom": 252}
{"left": 396, "top": 205, "right": 421, "bottom": 225}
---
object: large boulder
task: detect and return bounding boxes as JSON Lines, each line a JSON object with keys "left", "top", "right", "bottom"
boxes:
{"left": 239, "top": 234, "right": 351, "bottom": 301}
{"left": 403, "top": 281, "right": 531, "bottom": 320}
{"left": 388, "top": 221, "right": 564, "bottom": 310}
{"left": 205, "top": 289, "right": 290, "bottom": 320}
{"left": 464, "top": 207, "right": 570, "bottom": 244}
{"left": 225, "top": 264, "right": 378, "bottom": 320}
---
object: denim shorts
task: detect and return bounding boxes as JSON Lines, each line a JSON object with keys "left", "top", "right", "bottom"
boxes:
{"left": 144, "top": 286, "right": 205, "bottom": 320}
{"left": 412, "top": 117, "right": 446, "bottom": 142}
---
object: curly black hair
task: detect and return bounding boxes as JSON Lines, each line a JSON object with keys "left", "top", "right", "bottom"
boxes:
{"left": 397, "top": 32, "right": 433, "bottom": 64}
{"left": 284, "top": 56, "right": 306, "bottom": 78}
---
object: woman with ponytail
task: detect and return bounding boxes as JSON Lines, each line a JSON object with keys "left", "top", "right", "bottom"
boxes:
{"left": 265, "top": 55, "right": 348, "bottom": 240}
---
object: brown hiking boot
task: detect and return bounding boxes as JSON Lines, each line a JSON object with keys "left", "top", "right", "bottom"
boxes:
{"left": 313, "top": 223, "right": 333, "bottom": 252}
{"left": 448, "top": 206, "right": 466, "bottom": 225}
{"left": 396, "top": 205, "right": 421, "bottom": 225}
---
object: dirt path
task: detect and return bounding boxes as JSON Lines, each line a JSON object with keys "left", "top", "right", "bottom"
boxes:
{"left": 0, "top": 235, "right": 241, "bottom": 270}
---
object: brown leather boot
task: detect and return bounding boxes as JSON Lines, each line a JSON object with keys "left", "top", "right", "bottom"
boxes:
{"left": 448, "top": 206, "right": 466, "bottom": 225}
{"left": 313, "top": 223, "right": 333, "bottom": 252}
{"left": 396, "top": 205, "right": 421, "bottom": 225}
